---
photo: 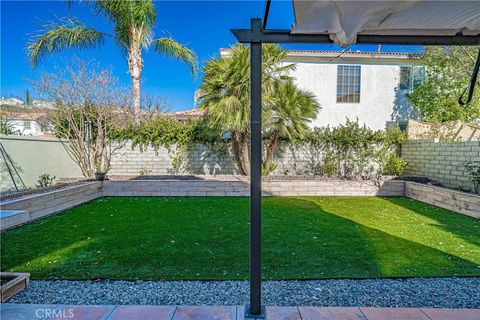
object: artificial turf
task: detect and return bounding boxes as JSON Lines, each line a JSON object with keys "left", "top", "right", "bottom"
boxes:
{"left": 1, "top": 196, "right": 479, "bottom": 280}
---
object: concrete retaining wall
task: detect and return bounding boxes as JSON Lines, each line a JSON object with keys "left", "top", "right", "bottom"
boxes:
{"left": 402, "top": 140, "right": 480, "bottom": 191}
{"left": 0, "top": 182, "right": 102, "bottom": 230}
{"left": 103, "top": 178, "right": 405, "bottom": 197}
{"left": 405, "top": 182, "right": 480, "bottom": 219}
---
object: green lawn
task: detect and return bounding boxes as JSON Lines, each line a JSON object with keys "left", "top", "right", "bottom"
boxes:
{"left": 1, "top": 196, "right": 479, "bottom": 280}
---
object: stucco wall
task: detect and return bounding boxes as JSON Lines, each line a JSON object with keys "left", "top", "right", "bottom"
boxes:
{"left": 402, "top": 141, "right": 480, "bottom": 191}
{"left": 288, "top": 60, "right": 416, "bottom": 130}
{"left": 1, "top": 135, "right": 82, "bottom": 190}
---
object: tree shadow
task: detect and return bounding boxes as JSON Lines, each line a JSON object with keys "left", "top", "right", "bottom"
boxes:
{"left": 391, "top": 86, "right": 419, "bottom": 122}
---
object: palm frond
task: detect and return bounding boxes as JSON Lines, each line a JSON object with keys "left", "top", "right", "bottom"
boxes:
{"left": 155, "top": 37, "right": 198, "bottom": 76}
{"left": 27, "top": 18, "right": 105, "bottom": 67}
{"left": 95, "top": 0, "right": 156, "bottom": 50}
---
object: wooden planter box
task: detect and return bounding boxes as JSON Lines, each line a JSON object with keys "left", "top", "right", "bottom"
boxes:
{"left": 1, "top": 272, "right": 30, "bottom": 302}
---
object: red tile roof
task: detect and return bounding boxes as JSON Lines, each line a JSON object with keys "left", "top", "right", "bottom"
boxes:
{"left": 174, "top": 108, "right": 205, "bottom": 119}
{"left": 220, "top": 48, "right": 422, "bottom": 59}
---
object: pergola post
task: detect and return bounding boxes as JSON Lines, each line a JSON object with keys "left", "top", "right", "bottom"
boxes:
{"left": 246, "top": 17, "right": 264, "bottom": 319}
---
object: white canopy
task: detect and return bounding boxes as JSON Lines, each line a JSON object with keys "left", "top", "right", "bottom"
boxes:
{"left": 292, "top": 1, "right": 480, "bottom": 47}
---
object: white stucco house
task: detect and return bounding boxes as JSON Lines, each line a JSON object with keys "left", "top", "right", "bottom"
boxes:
{"left": 3, "top": 112, "right": 52, "bottom": 136}
{"left": 220, "top": 48, "right": 424, "bottom": 130}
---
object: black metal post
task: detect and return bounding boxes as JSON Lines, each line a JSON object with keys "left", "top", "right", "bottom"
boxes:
{"left": 247, "top": 18, "right": 264, "bottom": 319}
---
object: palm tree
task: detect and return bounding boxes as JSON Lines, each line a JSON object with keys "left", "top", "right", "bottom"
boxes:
{"left": 263, "top": 80, "right": 320, "bottom": 174}
{"left": 200, "top": 44, "right": 293, "bottom": 175}
{"left": 200, "top": 43, "right": 318, "bottom": 175}
{"left": 27, "top": 0, "right": 197, "bottom": 122}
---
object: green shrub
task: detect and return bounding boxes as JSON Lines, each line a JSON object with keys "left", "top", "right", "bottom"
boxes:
{"left": 313, "top": 153, "right": 337, "bottom": 176}
{"left": 383, "top": 153, "right": 407, "bottom": 176}
{"left": 262, "top": 162, "right": 278, "bottom": 176}
{"left": 464, "top": 161, "right": 480, "bottom": 194}
{"left": 304, "top": 119, "right": 407, "bottom": 177}
{"left": 35, "top": 174, "right": 55, "bottom": 189}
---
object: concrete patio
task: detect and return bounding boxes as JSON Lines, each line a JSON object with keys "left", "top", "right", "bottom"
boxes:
{"left": 1, "top": 304, "right": 479, "bottom": 320}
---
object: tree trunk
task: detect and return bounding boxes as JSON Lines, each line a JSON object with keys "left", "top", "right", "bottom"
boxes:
{"left": 132, "top": 76, "right": 141, "bottom": 123}
{"left": 264, "top": 128, "right": 280, "bottom": 175}
{"left": 239, "top": 131, "right": 250, "bottom": 176}
{"left": 231, "top": 131, "right": 246, "bottom": 175}
{"left": 128, "top": 39, "right": 143, "bottom": 123}
{"left": 93, "top": 117, "right": 105, "bottom": 173}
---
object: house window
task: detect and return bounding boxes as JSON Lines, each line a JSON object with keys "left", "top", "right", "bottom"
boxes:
{"left": 23, "top": 121, "right": 31, "bottom": 129}
{"left": 400, "top": 66, "right": 425, "bottom": 90}
{"left": 337, "top": 65, "right": 361, "bottom": 103}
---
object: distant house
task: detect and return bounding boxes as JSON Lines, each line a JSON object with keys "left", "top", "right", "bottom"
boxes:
{"left": 2, "top": 112, "right": 53, "bottom": 136}
{"left": 220, "top": 48, "right": 424, "bottom": 130}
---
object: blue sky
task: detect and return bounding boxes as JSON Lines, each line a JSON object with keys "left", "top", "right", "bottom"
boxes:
{"left": 1, "top": 0, "right": 421, "bottom": 111}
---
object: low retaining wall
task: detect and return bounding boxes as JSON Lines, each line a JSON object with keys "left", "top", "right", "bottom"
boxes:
{"left": 405, "top": 182, "right": 480, "bottom": 219}
{"left": 2, "top": 179, "right": 478, "bottom": 232}
{"left": 0, "top": 182, "right": 102, "bottom": 231}
{"left": 103, "top": 178, "right": 405, "bottom": 197}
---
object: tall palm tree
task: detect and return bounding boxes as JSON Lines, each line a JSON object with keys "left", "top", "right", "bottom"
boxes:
{"left": 27, "top": 0, "right": 197, "bottom": 122}
{"left": 200, "top": 44, "right": 293, "bottom": 175}
{"left": 263, "top": 80, "right": 320, "bottom": 174}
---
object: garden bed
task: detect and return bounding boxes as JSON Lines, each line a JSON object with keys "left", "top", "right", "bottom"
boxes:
{"left": 0, "top": 272, "right": 30, "bottom": 302}
{"left": 406, "top": 182, "right": 480, "bottom": 218}
{"left": 0, "top": 180, "right": 95, "bottom": 202}
{"left": 0, "top": 181, "right": 102, "bottom": 231}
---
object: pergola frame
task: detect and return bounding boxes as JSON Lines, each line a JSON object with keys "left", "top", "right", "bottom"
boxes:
{"left": 232, "top": 13, "right": 480, "bottom": 319}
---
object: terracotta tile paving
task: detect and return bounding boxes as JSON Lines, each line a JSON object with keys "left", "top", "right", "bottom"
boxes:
{"left": 266, "top": 306, "right": 301, "bottom": 320}
{"left": 0, "top": 303, "right": 59, "bottom": 320}
{"left": 173, "top": 306, "right": 237, "bottom": 320}
{"left": 360, "top": 307, "right": 432, "bottom": 320}
{"left": 53, "top": 305, "right": 116, "bottom": 320}
{"left": 108, "top": 305, "right": 176, "bottom": 320}
{"left": 298, "top": 306, "right": 366, "bottom": 320}
{"left": 421, "top": 308, "right": 480, "bottom": 320}
{"left": 1, "top": 304, "right": 479, "bottom": 320}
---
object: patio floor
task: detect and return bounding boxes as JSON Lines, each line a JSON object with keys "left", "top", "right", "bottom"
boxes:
{"left": 1, "top": 304, "right": 479, "bottom": 320}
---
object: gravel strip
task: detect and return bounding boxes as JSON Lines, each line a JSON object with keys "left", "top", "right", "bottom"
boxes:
{"left": 9, "top": 277, "right": 480, "bottom": 308}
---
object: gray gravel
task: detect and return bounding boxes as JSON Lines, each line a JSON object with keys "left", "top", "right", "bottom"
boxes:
{"left": 9, "top": 278, "right": 480, "bottom": 308}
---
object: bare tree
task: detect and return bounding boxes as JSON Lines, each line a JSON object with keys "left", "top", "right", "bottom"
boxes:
{"left": 33, "top": 59, "right": 131, "bottom": 177}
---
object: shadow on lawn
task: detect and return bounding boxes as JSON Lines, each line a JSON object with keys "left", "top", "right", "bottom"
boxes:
{"left": 2, "top": 196, "right": 479, "bottom": 279}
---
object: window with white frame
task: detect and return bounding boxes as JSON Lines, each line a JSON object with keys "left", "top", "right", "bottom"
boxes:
{"left": 400, "top": 66, "right": 425, "bottom": 90}
{"left": 337, "top": 65, "right": 361, "bottom": 103}
{"left": 23, "top": 120, "right": 31, "bottom": 129}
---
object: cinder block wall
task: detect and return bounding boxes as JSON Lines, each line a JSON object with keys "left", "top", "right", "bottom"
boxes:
{"left": 401, "top": 141, "right": 480, "bottom": 191}
{"left": 108, "top": 143, "right": 237, "bottom": 176}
